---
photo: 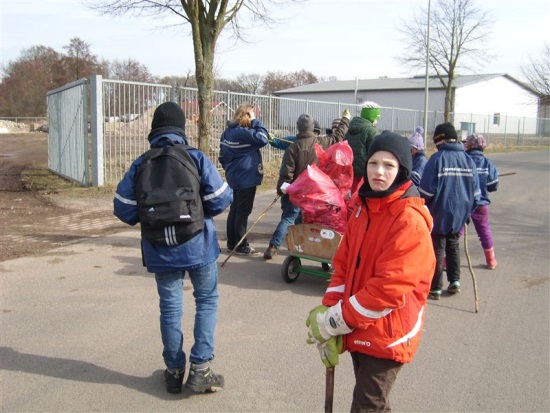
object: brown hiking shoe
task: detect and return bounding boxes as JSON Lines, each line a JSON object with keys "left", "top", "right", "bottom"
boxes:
{"left": 263, "top": 244, "right": 278, "bottom": 260}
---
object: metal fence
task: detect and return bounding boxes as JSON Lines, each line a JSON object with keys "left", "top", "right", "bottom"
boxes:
{"left": 46, "top": 79, "right": 89, "bottom": 186}
{"left": 44, "top": 75, "right": 550, "bottom": 186}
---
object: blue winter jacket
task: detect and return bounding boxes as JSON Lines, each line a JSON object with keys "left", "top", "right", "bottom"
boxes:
{"left": 219, "top": 119, "right": 269, "bottom": 190}
{"left": 466, "top": 149, "right": 499, "bottom": 206}
{"left": 113, "top": 133, "right": 233, "bottom": 274}
{"left": 411, "top": 150, "right": 428, "bottom": 187}
{"left": 419, "top": 141, "right": 481, "bottom": 234}
{"left": 269, "top": 135, "right": 297, "bottom": 151}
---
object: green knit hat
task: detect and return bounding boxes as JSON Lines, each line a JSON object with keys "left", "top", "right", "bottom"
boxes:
{"left": 360, "top": 102, "right": 381, "bottom": 122}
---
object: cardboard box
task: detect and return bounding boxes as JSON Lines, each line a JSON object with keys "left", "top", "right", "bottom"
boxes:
{"left": 285, "top": 224, "right": 342, "bottom": 261}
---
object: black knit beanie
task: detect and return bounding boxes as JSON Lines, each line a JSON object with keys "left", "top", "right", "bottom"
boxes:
{"left": 359, "top": 131, "right": 413, "bottom": 199}
{"left": 151, "top": 102, "right": 186, "bottom": 130}
{"left": 433, "top": 122, "right": 458, "bottom": 144}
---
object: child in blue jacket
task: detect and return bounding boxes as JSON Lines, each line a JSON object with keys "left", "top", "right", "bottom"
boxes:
{"left": 419, "top": 123, "right": 481, "bottom": 299}
{"left": 113, "top": 102, "right": 233, "bottom": 394}
{"left": 464, "top": 133, "right": 499, "bottom": 269}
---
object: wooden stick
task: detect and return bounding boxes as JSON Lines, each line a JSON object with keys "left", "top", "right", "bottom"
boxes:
{"left": 498, "top": 172, "right": 516, "bottom": 177}
{"left": 325, "top": 367, "right": 335, "bottom": 413}
{"left": 464, "top": 225, "right": 479, "bottom": 313}
{"left": 220, "top": 195, "right": 281, "bottom": 267}
{"left": 273, "top": 136, "right": 294, "bottom": 144}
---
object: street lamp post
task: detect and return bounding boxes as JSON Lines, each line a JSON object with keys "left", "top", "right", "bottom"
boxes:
{"left": 423, "top": 0, "right": 431, "bottom": 147}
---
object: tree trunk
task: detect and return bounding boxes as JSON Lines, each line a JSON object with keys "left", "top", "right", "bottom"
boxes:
{"left": 444, "top": 82, "right": 453, "bottom": 122}
{"left": 193, "top": 26, "right": 216, "bottom": 154}
{"left": 196, "top": 53, "right": 214, "bottom": 154}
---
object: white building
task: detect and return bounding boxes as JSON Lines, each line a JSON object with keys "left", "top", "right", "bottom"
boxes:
{"left": 275, "top": 74, "right": 546, "bottom": 136}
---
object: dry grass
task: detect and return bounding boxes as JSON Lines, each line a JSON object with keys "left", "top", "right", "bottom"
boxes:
{"left": 19, "top": 144, "right": 548, "bottom": 199}
{"left": 20, "top": 163, "right": 116, "bottom": 198}
{"left": 258, "top": 159, "right": 282, "bottom": 192}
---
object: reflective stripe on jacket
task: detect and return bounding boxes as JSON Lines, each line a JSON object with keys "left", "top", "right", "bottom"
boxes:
{"left": 466, "top": 149, "right": 499, "bottom": 205}
{"left": 419, "top": 142, "right": 481, "bottom": 234}
{"left": 113, "top": 134, "right": 233, "bottom": 273}
{"left": 323, "top": 182, "right": 436, "bottom": 364}
{"left": 218, "top": 119, "right": 269, "bottom": 190}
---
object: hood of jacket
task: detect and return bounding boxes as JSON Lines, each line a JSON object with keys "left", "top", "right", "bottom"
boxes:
{"left": 148, "top": 131, "right": 187, "bottom": 148}
{"left": 437, "top": 141, "right": 465, "bottom": 152}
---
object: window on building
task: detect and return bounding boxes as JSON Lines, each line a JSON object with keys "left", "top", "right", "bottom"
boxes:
{"left": 493, "top": 113, "right": 501, "bottom": 125}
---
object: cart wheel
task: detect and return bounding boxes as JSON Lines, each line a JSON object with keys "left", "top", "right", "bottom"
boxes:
{"left": 321, "top": 262, "right": 331, "bottom": 272}
{"left": 281, "top": 256, "right": 301, "bottom": 283}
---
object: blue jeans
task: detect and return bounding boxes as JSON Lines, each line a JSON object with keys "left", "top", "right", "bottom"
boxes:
{"left": 154, "top": 260, "right": 219, "bottom": 370}
{"left": 269, "top": 194, "right": 302, "bottom": 248}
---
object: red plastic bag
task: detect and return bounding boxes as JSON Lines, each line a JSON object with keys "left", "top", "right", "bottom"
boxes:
{"left": 286, "top": 164, "right": 347, "bottom": 234}
{"left": 315, "top": 142, "right": 354, "bottom": 202}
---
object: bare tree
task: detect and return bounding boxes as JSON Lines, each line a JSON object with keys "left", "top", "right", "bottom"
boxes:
{"left": 261, "top": 69, "right": 318, "bottom": 94}
{"left": 521, "top": 42, "right": 550, "bottom": 97}
{"left": 398, "top": 0, "right": 493, "bottom": 121}
{"left": 215, "top": 77, "right": 239, "bottom": 91}
{"left": 63, "top": 37, "right": 105, "bottom": 81}
{"left": 0, "top": 46, "right": 66, "bottom": 117}
{"left": 234, "top": 73, "right": 263, "bottom": 94}
{"left": 160, "top": 70, "right": 198, "bottom": 88}
{"left": 108, "top": 58, "right": 155, "bottom": 82}
{"left": 89, "top": 0, "right": 303, "bottom": 151}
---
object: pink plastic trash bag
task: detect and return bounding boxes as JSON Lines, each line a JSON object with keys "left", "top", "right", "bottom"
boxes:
{"left": 286, "top": 164, "right": 347, "bottom": 234}
{"left": 315, "top": 142, "right": 354, "bottom": 202}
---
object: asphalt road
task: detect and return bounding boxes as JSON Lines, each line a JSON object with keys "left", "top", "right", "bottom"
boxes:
{"left": 1, "top": 150, "right": 549, "bottom": 412}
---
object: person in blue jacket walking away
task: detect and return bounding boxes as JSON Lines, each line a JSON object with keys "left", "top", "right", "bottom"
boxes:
{"left": 113, "top": 102, "right": 233, "bottom": 394}
{"left": 419, "top": 122, "right": 481, "bottom": 300}
{"left": 464, "top": 133, "right": 499, "bottom": 269}
{"left": 408, "top": 126, "right": 427, "bottom": 187}
{"left": 219, "top": 104, "right": 269, "bottom": 256}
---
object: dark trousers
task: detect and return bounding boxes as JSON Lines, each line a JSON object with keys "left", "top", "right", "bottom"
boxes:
{"left": 350, "top": 352, "right": 403, "bottom": 413}
{"left": 431, "top": 233, "right": 461, "bottom": 291}
{"left": 226, "top": 186, "right": 256, "bottom": 250}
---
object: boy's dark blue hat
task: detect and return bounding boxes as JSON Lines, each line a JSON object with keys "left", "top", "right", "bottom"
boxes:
{"left": 152, "top": 102, "right": 186, "bottom": 130}
{"left": 433, "top": 122, "right": 458, "bottom": 143}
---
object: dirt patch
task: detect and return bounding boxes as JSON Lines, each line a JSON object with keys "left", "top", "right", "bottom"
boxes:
{"left": 0, "top": 132, "right": 281, "bottom": 262}
{"left": 0, "top": 133, "right": 128, "bottom": 262}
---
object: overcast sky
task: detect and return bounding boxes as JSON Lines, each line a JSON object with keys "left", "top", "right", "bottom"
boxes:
{"left": 2, "top": 0, "right": 549, "bottom": 82}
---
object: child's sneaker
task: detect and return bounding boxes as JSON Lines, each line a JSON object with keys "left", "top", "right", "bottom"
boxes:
{"left": 428, "top": 289, "right": 442, "bottom": 300}
{"left": 235, "top": 246, "right": 262, "bottom": 257}
{"left": 164, "top": 368, "right": 184, "bottom": 394}
{"left": 185, "top": 363, "right": 224, "bottom": 393}
{"left": 447, "top": 281, "right": 461, "bottom": 294}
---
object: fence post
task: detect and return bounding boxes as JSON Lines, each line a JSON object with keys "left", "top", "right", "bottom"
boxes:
{"left": 171, "top": 81, "right": 178, "bottom": 102}
{"left": 89, "top": 75, "right": 104, "bottom": 187}
{"left": 504, "top": 116, "right": 508, "bottom": 146}
{"left": 522, "top": 117, "right": 526, "bottom": 146}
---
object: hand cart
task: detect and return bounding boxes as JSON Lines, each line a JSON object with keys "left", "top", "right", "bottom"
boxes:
{"left": 281, "top": 223, "right": 343, "bottom": 283}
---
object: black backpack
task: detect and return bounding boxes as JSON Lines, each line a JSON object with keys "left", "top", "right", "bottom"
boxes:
{"left": 135, "top": 143, "right": 204, "bottom": 246}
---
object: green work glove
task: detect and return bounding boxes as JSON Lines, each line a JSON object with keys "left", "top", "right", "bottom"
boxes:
{"left": 306, "top": 305, "right": 329, "bottom": 344}
{"left": 306, "top": 301, "right": 352, "bottom": 345}
{"left": 268, "top": 133, "right": 276, "bottom": 142}
{"left": 342, "top": 109, "right": 351, "bottom": 120}
{"left": 317, "top": 335, "right": 343, "bottom": 368}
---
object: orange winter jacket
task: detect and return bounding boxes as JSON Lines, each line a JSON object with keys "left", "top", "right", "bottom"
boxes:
{"left": 323, "top": 182, "right": 436, "bottom": 364}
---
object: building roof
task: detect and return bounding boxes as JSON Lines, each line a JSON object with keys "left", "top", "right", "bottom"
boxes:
{"left": 275, "top": 73, "right": 539, "bottom": 96}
